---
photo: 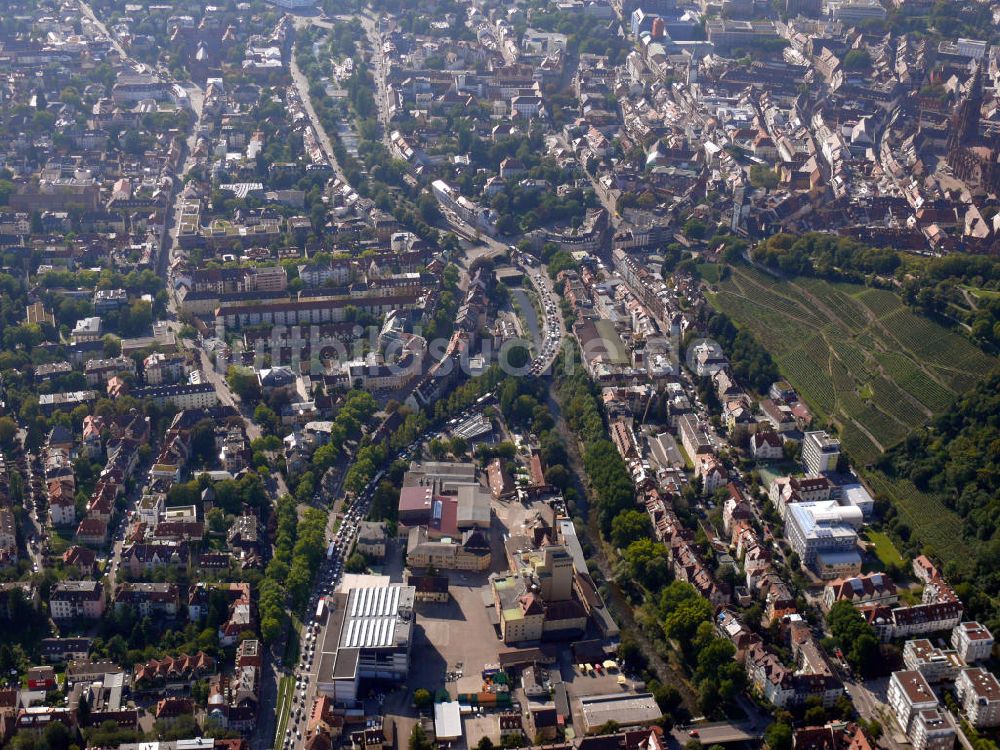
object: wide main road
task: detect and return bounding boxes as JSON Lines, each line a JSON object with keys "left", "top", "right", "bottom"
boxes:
{"left": 358, "top": 14, "right": 394, "bottom": 150}
{"left": 78, "top": 0, "right": 128, "bottom": 62}
{"left": 288, "top": 25, "right": 348, "bottom": 184}
{"left": 521, "top": 261, "right": 566, "bottom": 375}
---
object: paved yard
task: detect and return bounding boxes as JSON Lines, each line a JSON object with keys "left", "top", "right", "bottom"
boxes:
{"left": 370, "top": 537, "right": 404, "bottom": 582}
{"left": 380, "top": 491, "right": 632, "bottom": 745}
{"left": 558, "top": 661, "right": 626, "bottom": 698}
{"left": 384, "top": 570, "right": 504, "bottom": 748}
{"left": 409, "top": 572, "right": 502, "bottom": 696}
{"left": 463, "top": 714, "right": 500, "bottom": 748}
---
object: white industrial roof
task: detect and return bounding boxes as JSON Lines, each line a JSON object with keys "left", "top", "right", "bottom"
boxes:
{"left": 338, "top": 584, "right": 413, "bottom": 649}
{"left": 434, "top": 701, "right": 463, "bottom": 740}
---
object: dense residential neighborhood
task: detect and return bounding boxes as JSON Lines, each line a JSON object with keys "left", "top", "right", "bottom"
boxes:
{"left": 0, "top": 1, "right": 998, "bottom": 750}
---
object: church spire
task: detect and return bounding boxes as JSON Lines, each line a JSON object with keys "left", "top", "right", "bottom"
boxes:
{"left": 949, "top": 62, "right": 984, "bottom": 154}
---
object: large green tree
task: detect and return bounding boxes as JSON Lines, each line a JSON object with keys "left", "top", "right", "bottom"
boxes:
{"left": 660, "top": 581, "right": 713, "bottom": 645}
{"left": 622, "top": 539, "right": 670, "bottom": 590}
{"left": 611, "top": 510, "right": 652, "bottom": 548}
{"left": 827, "top": 601, "right": 880, "bottom": 677}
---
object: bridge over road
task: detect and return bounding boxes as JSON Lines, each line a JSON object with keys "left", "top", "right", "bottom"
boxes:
{"left": 669, "top": 722, "right": 765, "bottom": 746}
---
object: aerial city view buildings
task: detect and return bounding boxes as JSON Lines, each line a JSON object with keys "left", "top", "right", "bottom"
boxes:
{"left": 0, "top": 0, "right": 997, "bottom": 750}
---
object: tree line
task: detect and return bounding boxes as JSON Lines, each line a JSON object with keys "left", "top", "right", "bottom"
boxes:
{"left": 878, "top": 371, "right": 1000, "bottom": 633}
{"left": 704, "top": 311, "right": 780, "bottom": 393}
{"left": 556, "top": 368, "right": 635, "bottom": 535}
{"left": 752, "top": 232, "right": 1000, "bottom": 351}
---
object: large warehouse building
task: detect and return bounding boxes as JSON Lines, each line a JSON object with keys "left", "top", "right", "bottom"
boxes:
{"left": 315, "top": 579, "right": 416, "bottom": 704}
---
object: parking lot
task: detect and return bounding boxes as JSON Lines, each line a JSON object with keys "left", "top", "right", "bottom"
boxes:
{"left": 382, "top": 571, "right": 503, "bottom": 742}
{"left": 557, "top": 660, "right": 628, "bottom": 698}
{"left": 409, "top": 572, "right": 502, "bottom": 695}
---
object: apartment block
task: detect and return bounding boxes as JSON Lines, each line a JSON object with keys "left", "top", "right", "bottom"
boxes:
{"left": 952, "top": 622, "right": 994, "bottom": 663}
{"left": 887, "top": 670, "right": 954, "bottom": 749}
{"left": 130, "top": 383, "right": 219, "bottom": 410}
{"left": 50, "top": 581, "right": 106, "bottom": 620}
{"left": 956, "top": 668, "right": 1000, "bottom": 729}
{"left": 902, "top": 639, "right": 964, "bottom": 684}
{"left": 802, "top": 430, "right": 841, "bottom": 474}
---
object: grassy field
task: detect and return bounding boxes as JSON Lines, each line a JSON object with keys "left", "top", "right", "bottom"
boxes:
{"left": 708, "top": 266, "right": 996, "bottom": 466}
{"left": 863, "top": 529, "right": 905, "bottom": 569}
{"left": 697, "top": 263, "right": 721, "bottom": 284}
{"left": 273, "top": 674, "right": 295, "bottom": 750}
{"left": 707, "top": 266, "right": 994, "bottom": 570}
{"left": 49, "top": 529, "right": 72, "bottom": 555}
{"left": 962, "top": 285, "right": 1000, "bottom": 301}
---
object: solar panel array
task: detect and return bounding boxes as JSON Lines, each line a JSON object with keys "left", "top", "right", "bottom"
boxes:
{"left": 341, "top": 585, "right": 403, "bottom": 649}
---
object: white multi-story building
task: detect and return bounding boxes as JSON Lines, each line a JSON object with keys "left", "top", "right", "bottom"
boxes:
{"left": 48, "top": 494, "right": 77, "bottom": 527}
{"left": 822, "top": 572, "right": 898, "bottom": 611}
{"left": 137, "top": 494, "right": 165, "bottom": 530}
{"left": 50, "top": 581, "right": 105, "bottom": 620}
{"left": 704, "top": 19, "right": 780, "bottom": 54}
{"left": 112, "top": 73, "right": 168, "bottom": 104}
{"left": 785, "top": 501, "right": 862, "bottom": 577}
{"left": 802, "top": 430, "right": 841, "bottom": 474}
{"left": 511, "top": 95, "right": 543, "bottom": 119}
{"left": 71, "top": 317, "right": 103, "bottom": 343}
{"left": 84, "top": 356, "right": 136, "bottom": 386}
{"left": 902, "top": 639, "right": 964, "bottom": 684}
{"left": 217, "top": 292, "right": 420, "bottom": 329}
{"left": 131, "top": 383, "right": 219, "bottom": 410}
{"left": 143, "top": 352, "right": 188, "bottom": 386}
{"left": 955, "top": 39, "right": 988, "bottom": 60}
{"left": 956, "top": 668, "right": 1000, "bottom": 729}
{"left": 888, "top": 671, "right": 941, "bottom": 739}
{"left": 356, "top": 522, "right": 388, "bottom": 560}
{"left": 246, "top": 265, "right": 288, "bottom": 292}
{"left": 431, "top": 179, "right": 497, "bottom": 234}
{"left": 952, "top": 622, "right": 994, "bottom": 663}
{"left": 113, "top": 582, "right": 180, "bottom": 619}
{"left": 93, "top": 288, "right": 128, "bottom": 313}
{"left": 3, "top": 213, "right": 31, "bottom": 234}
{"left": 910, "top": 709, "right": 956, "bottom": 750}
{"left": 297, "top": 262, "right": 351, "bottom": 288}
{"left": 835, "top": 482, "right": 875, "bottom": 518}
{"left": 770, "top": 475, "right": 834, "bottom": 520}
{"left": 695, "top": 453, "right": 727, "bottom": 495}
{"left": 677, "top": 413, "right": 713, "bottom": 460}
{"left": 315, "top": 582, "right": 415, "bottom": 704}
{"left": 750, "top": 431, "right": 784, "bottom": 460}
{"left": 825, "top": 0, "right": 887, "bottom": 22}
